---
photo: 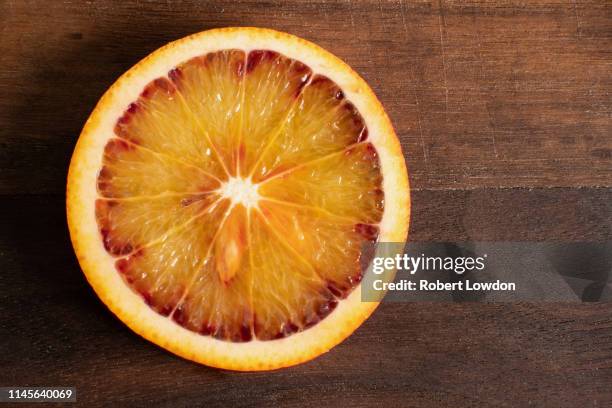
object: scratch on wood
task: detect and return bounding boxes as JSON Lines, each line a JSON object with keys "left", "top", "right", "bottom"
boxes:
{"left": 399, "top": 0, "right": 409, "bottom": 34}
{"left": 378, "top": 0, "right": 385, "bottom": 22}
{"left": 489, "top": 126, "right": 500, "bottom": 159}
{"left": 346, "top": 0, "right": 357, "bottom": 38}
{"left": 438, "top": 0, "right": 449, "bottom": 121}
{"left": 571, "top": 0, "right": 582, "bottom": 36}
{"left": 399, "top": 0, "right": 428, "bottom": 165}
{"left": 320, "top": 0, "right": 329, "bottom": 20}
{"left": 473, "top": 15, "right": 499, "bottom": 159}
{"left": 413, "top": 91, "right": 428, "bottom": 164}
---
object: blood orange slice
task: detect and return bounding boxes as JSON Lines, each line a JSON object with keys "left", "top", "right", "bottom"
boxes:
{"left": 67, "top": 28, "right": 410, "bottom": 370}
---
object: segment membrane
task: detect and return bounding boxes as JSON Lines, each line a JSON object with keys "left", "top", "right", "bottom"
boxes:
{"left": 97, "top": 49, "right": 384, "bottom": 342}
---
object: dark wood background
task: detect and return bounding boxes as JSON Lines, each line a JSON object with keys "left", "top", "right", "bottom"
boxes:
{"left": 1, "top": 1, "right": 611, "bottom": 406}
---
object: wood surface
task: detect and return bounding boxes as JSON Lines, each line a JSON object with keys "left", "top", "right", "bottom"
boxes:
{"left": 1, "top": 0, "right": 611, "bottom": 406}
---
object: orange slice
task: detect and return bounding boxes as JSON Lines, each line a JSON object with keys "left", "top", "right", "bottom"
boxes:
{"left": 67, "top": 27, "right": 410, "bottom": 371}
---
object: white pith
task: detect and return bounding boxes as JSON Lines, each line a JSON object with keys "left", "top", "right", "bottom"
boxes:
{"left": 219, "top": 177, "right": 260, "bottom": 208}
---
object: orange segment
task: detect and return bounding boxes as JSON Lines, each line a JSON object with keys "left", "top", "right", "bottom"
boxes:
{"left": 114, "top": 76, "right": 227, "bottom": 179}
{"left": 258, "top": 142, "right": 384, "bottom": 224}
{"left": 98, "top": 138, "right": 220, "bottom": 198}
{"left": 115, "top": 198, "right": 230, "bottom": 318}
{"left": 240, "top": 51, "right": 312, "bottom": 175}
{"left": 172, "top": 204, "right": 254, "bottom": 342}
{"left": 249, "top": 210, "right": 337, "bottom": 340}
{"left": 251, "top": 75, "right": 367, "bottom": 182}
{"left": 95, "top": 193, "right": 220, "bottom": 256}
{"left": 258, "top": 200, "right": 373, "bottom": 297}
{"left": 169, "top": 50, "right": 246, "bottom": 175}
{"left": 67, "top": 28, "right": 410, "bottom": 371}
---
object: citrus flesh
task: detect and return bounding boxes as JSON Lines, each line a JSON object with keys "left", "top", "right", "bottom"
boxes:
{"left": 68, "top": 28, "right": 409, "bottom": 370}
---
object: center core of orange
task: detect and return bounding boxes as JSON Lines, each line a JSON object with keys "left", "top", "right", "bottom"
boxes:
{"left": 220, "top": 177, "right": 260, "bottom": 208}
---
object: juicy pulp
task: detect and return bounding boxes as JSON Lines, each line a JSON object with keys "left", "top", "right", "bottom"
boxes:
{"left": 96, "top": 49, "right": 384, "bottom": 341}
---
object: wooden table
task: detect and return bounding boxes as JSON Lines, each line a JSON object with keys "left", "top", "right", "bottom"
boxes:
{"left": 1, "top": 1, "right": 610, "bottom": 406}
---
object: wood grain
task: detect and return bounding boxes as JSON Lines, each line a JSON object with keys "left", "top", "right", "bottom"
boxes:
{"left": 0, "top": 0, "right": 611, "bottom": 406}
{"left": 1, "top": 190, "right": 611, "bottom": 406}
{"left": 0, "top": 0, "right": 610, "bottom": 194}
